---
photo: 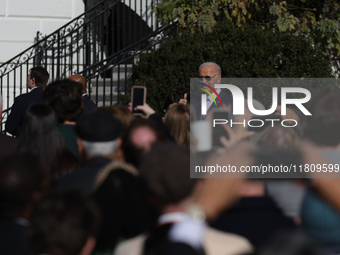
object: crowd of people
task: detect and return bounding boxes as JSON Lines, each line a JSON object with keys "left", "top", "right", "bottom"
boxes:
{"left": 1, "top": 63, "right": 340, "bottom": 255}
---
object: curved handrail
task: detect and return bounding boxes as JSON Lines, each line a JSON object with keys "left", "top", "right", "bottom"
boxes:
{"left": 81, "top": 24, "right": 175, "bottom": 80}
{"left": 0, "top": 0, "right": 115, "bottom": 77}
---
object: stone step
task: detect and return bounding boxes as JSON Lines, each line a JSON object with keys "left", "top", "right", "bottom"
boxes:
{"left": 89, "top": 82, "right": 128, "bottom": 93}
{"left": 89, "top": 63, "right": 132, "bottom": 106}
{"left": 88, "top": 91, "right": 126, "bottom": 107}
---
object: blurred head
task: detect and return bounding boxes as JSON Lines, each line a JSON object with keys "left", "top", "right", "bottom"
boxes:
{"left": 96, "top": 104, "right": 134, "bottom": 130}
{"left": 164, "top": 104, "right": 190, "bottom": 147}
{"left": 121, "top": 118, "right": 167, "bottom": 167}
{"left": 199, "top": 62, "right": 221, "bottom": 90}
{"left": 0, "top": 154, "right": 48, "bottom": 219}
{"left": 30, "top": 190, "right": 99, "bottom": 255}
{"left": 93, "top": 169, "right": 152, "bottom": 251}
{"left": 69, "top": 74, "right": 87, "bottom": 94}
{"left": 302, "top": 90, "right": 340, "bottom": 147}
{"left": 258, "top": 125, "right": 299, "bottom": 150}
{"left": 28, "top": 66, "right": 49, "bottom": 89}
{"left": 163, "top": 93, "right": 181, "bottom": 113}
{"left": 19, "top": 104, "right": 79, "bottom": 177}
{"left": 43, "top": 79, "right": 83, "bottom": 123}
{"left": 139, "top": 143, "right": 195, "bottom": 207}
{"left": 75, "top": 111, "right": 123, "bottom": 158}
{"left": 21, "top": 104, "right": 59, "bottom": 139}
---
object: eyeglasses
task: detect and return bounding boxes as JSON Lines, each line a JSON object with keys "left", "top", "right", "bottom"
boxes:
{"left": 199, "top": 74, "right": 218, "bottom": 81}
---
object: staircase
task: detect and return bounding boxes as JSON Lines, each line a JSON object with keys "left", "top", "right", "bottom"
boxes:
{"left": 0, "top": 0, "right": 174, "bottom": 131}
{"left": 89, "top": 64, "right": 132, "bottom": 106}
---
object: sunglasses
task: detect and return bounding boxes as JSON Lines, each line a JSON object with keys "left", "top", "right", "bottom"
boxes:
{"left": 199, "top": 74, "right": 218, "bottom": 81}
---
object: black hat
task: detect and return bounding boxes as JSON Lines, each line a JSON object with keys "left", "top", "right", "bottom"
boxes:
{"left": 75, "top": 111, "right": 123, "bottom": 142}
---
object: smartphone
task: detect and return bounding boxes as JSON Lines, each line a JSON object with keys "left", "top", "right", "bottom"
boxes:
{"left": 212, "top": 109, "right": 231, "bottom": 148}
{"left": 247, "top": 114, "right": 282, "bottom": 132}
{"left": 131, "top": 86, "right": 146, "bottom": 115}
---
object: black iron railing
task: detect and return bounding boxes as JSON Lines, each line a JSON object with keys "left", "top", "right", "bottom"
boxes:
{"left": 81, "top": 24, "right": 175, "bottom": 106}
{"left": 0, "top": 108, "right": 10, "bottom": 133}
{"left": 0, "top": 0, "right": 173, "bottom": 132}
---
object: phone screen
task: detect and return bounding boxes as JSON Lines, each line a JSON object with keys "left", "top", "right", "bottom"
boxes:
{"left": 132, "top": 87, "right": 145, "bottom": 114}
{"left": 212, "top": 111, "right": 229, "bottom": 148}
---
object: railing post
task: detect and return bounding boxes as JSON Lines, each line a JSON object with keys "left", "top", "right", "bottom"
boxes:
{"left": 117, "top": 0, "right": 121, "bottom": 52}
{"left": 57, "top": 31, "right": 61, "bottom": 78}
{"left": 34, "top": 31, "right": 39, "bottom": 67}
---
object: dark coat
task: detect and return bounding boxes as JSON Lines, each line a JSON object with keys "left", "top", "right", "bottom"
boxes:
{"left": 82, "top": 94, "right": 97, "bottom": 114}
{"left": 0, "top": 218, "right": 33, "bottom": 255}
{"left": 5, "top": 87, "right": 44, "bottom": 137}
{"left": 0, "top": 134, "right": 19, "bottom": 160}
{"left": 56, "top": 157, "right": 111, "bottom": 194}
{"left": 210, "top": 196, "right": 296, "bottom": 248}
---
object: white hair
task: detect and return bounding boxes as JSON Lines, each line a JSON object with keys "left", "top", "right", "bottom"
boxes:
{"left": 199, "top": 62, "right": 221, "bottom": 75}
{"left": 82, "top": 139, "right": 119, "bottom": 157}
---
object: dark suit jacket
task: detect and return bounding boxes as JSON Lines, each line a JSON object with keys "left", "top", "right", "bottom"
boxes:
{"left": 56, "top": 157, "right": 111, "bottom": 194}
{"left": 190, "top": 89, "right": 233, "bottom": 121}
{"left": 82, "top": 94, "right": 97, "bottom": 114}
{"left": 0, "top": 134, "right": 19, "bottom": 160}
{"left": 210, "top": 196, "right": 296, "bottom": 248}
{"left": 155, "top": 242, "right": 202, "bottom": 255}
{"left": 0, "top": 218, "right": 33, "bottom": 255}
{"left": 5, "top": 87, "right": 44, "bottom": 137}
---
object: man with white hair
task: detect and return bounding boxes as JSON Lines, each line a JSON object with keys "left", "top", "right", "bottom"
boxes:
{"left": 0, "top": 94, "right": 19, "bottom": 159}
{"left": 191, "top": 62, "right": 233, "bottom": 120}
{"left": 56, "top": 111, "right": 123, "bottom": 194}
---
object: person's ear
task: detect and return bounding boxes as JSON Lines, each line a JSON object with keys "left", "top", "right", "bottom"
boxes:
{"left": 31, "top": 77, "right": 36, "bottom": 86}
{"left": 77, "top": 138, "right": 84, "bottom": 155}
{"left": 217, "top": 74, "right": 221, "bottom": 83}
{"left": 117, "top": 137, "right": 122, "bottom": 150}
{"left": 79, "top": 236, "right": 96, "bottom": 255}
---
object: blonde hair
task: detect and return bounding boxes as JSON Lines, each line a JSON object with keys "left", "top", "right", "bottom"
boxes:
{"left": 96, "top": 104, "right": 134, "bottom": 130}
{"left": 164, "top": 104, "right": 190, "bottom": 147}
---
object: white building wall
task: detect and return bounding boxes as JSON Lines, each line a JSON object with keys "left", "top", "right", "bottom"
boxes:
{"left": 0, "top": 0, "right": 85, "bottom": 64}
{"left": 0, "top": 0, "right": 157, "bottom": 113}
{"left": 0, "top": 0, "right": 84, "bottom": 112}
